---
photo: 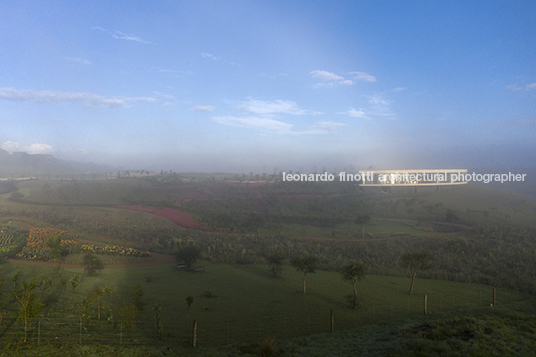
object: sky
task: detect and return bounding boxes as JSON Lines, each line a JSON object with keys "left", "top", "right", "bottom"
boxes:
{"left": 1, "top": 1, "right": 535, "bottom": 173}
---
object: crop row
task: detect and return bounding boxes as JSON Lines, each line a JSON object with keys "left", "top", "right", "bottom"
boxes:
{"left": 0, "top": 231, "right": 28, "bottom": 258}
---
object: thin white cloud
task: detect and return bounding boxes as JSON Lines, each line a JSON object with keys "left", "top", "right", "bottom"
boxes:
{"left": 311, "top": 70, "right": 375, "bottom": 88}
{"left": 506, "top": 84, "right": 522, "bottom": 91}
{"left": 339, "top": 108, "right": 368, "bottom": 119}
{"left": 507, "top": 82, "right": 536, "bottom": 91}
{"left": 350, "top": 71, "right": 377, "bottom": 82}
{"left": 93, "top": 26, "right": 153, "bottom": 44}
{"left": 214, "top": 116, "right": 293, "bottom": 133}
{"left": 192, "top": 105, "right": 215, "bottom": 112}
{"left": 310, "top": 70, "right": 344, "bottom": 81}
{"left": 112, "top": 31, "right": 153, "bottom": 44}
{"left": 66, "top": 57, "right": 92, "bottom": 65}
{"left": 201, "top": 53, "right": 218, "bottom": 61}
{"left": 131, "top": 97, "right": 156, "bottom": 103}
{"left": 392, "top": 87, "right": 406, "bottom": 92}
{"left": 368, "top": 95, "right": 395, "bottom": 118}
{"left": 238, "top": 99, "right": 310, "bottom": 115}
{"left": 213, "top": 116, "right": 344, "bottom": 135}
{"left": 0, "top": 88, "right": 156, "bottom": 108}
{"left": 1, "top": 141, "right": 54, "bottom": 154}
{"left": 304, "top": 121, "right": 346, "bottom": 134}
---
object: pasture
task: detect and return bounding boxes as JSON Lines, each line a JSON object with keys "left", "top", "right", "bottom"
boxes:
{"left": 0, "top": 261, "right": 527, "bottom": 349}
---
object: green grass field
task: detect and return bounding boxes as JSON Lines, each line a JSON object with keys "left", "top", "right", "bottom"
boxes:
{"left": 0, "top": 261, "right": 528, "bottom": 349}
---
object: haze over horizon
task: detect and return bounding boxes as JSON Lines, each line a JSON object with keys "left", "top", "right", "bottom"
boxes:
{"left": 1, "top": 1, "right": 535, "bottom": 173}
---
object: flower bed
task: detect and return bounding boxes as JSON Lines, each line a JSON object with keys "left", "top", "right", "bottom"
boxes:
{"left": 15, "top": 227, "right": 150, "bottom": 261}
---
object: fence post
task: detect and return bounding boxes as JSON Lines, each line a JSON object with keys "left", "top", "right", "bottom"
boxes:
{"left": 492, "top": 288, "right": 496, "bottom": 306}
{"left": 330, "top": 309, "right": 334, "bottom": 332}
{"left": 424, "top": 295, "right": 428, "bottom": 315}
{"left": 192, "top": 320, "right": 197, "bottom": 347}
{"left": 120, "top": 323, "right": 123, "bottom": 345}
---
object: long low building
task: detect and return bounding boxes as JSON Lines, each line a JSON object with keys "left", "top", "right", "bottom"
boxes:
{"left": 358, "top": 169, "right": 468, "bottom": 187}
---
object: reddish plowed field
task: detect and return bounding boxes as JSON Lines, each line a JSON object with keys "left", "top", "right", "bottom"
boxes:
{"left": 116, "top": 205, "right": 208, "bottom": 229}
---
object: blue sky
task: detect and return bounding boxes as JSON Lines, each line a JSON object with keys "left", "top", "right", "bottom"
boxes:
{"left": 1, "top": 1, "right": 535, "bottom": 173}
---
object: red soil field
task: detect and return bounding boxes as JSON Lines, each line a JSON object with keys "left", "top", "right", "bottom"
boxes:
{"left": 116, "top": 205, "right": 209, "bottom": 229}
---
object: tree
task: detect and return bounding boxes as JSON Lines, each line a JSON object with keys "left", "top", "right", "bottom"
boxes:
{"left": 399, "top": 251, "right": 435, "bottom": 295}
{"left": 82, "top": 253, "right": 104, "bottom": 276}
{"left": 130, "top": 283, "right": 146, "bottom": 314}
{"left": 12, "top": 277, "right": 43, "bottom": 342}
{"left": 153, "top": 303, "right": 163, "bottom": 340}
{"left": 175, "top": 245, "right": 201, "bottom": 271}
{"left": 341, "top": 262, "right": 368, "bottom": 307}
{"left": 290, "top": 255, "right": 318, "bottom": 294}
{"left": 46, "top": 235, "right": 63, "bottom": 272}
{"left": 37, "top": 275, "right": 52, "bottom": 303}
{"left": 60, "top": 278, "right": 68, "bottom": 311}
{"left": 93, "top": 287, "right": 104, "bottom": 320}
{"left": 185, "top": 295, "right": 194, "bottom": 328}
{"left": 81, "top": 297, "right": 94, "bottom": 332}
{"left": 70, "top": 274, "right": 81, "bottom": 291}
{"left": 118, "top": 304, "right": 138, "bottom": 339}
{"left": 355, "top": 215, "right": 371, "bottom": 239}
{"left": 103, "top": 286, "right": 115, "bottom": 323}
{"left": 267, "top": 253, "right": 283, "bottom": 278}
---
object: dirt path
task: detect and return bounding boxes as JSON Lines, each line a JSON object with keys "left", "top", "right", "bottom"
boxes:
{"left": 6, "top": 252, "right": 175, "bottom": 269}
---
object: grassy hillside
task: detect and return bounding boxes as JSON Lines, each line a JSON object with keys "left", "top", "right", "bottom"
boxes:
{"left": 0, "top": 261, "right": 528, "bottom": 350}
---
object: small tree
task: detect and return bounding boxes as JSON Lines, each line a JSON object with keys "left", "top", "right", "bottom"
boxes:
{"left": 93, "top": 287, "right": 104, "bottom": 320}
{"left": 131, "top": 283, "right": 146, "bottom": 313}
{"left": 103, "top": 286, "right": 115, "bottom": 323}
{"left": 118, "top": 304, "right": 138, "bottom": 339}
{"left": 290, "top": 255, "right": 318, "bottom": 294}
{"left": 153, "top": 303, "right": 163, "bottom": 340}
{"left": 81, "top": 297, "right": 94, "bottom": 332}
{"left": 175, "top": 245, "right": 201, "bottom": 271}
{"left": 46, "top": 235, "right": 63, "bottom": 272}
{"left": 399, "top": 251, "right": 435, "bottom": 295}
{"left": 60, "top": 278, "right": 68, "bottom": 311}
{"left": 185, "top": 295, "right": 194, "bottom": 330}
{"left": 267, "top": 253, "right": 283, "bottom": 278}
{"left": 341, "top": 262, "right": 367, "bottom": 308}
{"left": 12, "top": 277, "right": 43, "bottom": 342}
{"left": 82, "top": 253, "right": 104, "bottom": 276}
{"left": 355, "top": 215, "right": 371, "bottom": 239}
{"left": 70, "top": 274, "right": 81, "bottom": 293}
{"left": 37, "top": 276, "right": 53, "bottom": 304}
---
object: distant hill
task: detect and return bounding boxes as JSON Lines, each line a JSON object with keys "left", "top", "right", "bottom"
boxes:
{"left": 0, "top": 149, "right": 112, "bottom": 178}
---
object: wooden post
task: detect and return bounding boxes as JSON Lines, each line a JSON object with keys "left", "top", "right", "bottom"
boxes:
{"left": 492, "top": 288, "right": 496, "bottom": 306}
{"left": 424, "top": 295, "right": 428, "bottom": 315}
{"left": 192, "top": 320, "right": 197, "bottom": 347}
{"left": 330, "top": 309, "right": 334, "bottom": 332}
